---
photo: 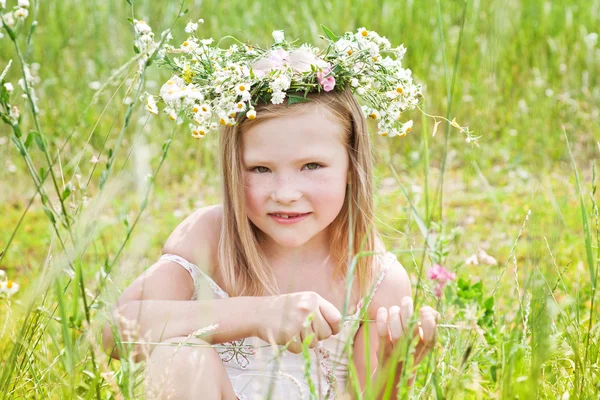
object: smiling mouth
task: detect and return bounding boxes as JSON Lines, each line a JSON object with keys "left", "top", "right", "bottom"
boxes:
{"left": 268, "top": 212, "right": 311, "bottom": 219}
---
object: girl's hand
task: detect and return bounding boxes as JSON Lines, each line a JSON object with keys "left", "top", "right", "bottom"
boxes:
{"left": 254, "top": 291, "right": 342, "bottom": 354}
{"left": 376, "top": 296, "right": 440, "bottom": 368}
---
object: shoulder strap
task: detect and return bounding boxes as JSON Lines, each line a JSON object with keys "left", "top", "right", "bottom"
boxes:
{"left": 160, "top": 253, "right": 230, "bottom": 299}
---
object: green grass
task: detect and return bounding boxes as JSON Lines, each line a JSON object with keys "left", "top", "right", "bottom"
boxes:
{"left": 1, "top": 0, "right": 599, "bottom": 398}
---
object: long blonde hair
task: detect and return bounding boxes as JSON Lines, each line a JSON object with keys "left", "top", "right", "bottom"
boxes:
{"left": 218, "top": 88, "right": 380, "bottom": 299}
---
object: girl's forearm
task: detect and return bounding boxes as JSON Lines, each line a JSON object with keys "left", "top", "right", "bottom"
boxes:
{"left": 102, "top": 296, "right": 261, "bottom": 362}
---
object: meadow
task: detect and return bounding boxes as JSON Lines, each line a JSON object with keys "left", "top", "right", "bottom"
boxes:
{"left": 0, "top": 0, "right": 599, "bottom": 398}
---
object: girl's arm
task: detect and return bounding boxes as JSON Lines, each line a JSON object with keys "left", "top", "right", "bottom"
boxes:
{"left": 102, "top": 205, "right": 236, "bottom": 362}
{"left": 349, "top": 261, "right": 413, "bottom": 399}
{"left": 103, "top": 296, "right": 262, "bottom": 363}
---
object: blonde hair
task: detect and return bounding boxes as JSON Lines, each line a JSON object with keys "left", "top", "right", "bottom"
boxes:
{"left": 218, "top": 88, "right": 381, "bottom": 299}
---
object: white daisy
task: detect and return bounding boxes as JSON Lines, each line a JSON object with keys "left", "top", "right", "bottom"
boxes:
{"left": 400, "top": 120, "right": 413, "bottom": 136}
{"left": 185, "top": 21, "right": 198, "bottom": 33}
{"left": 272, "top": 30, "right": 285, "bottom": 44}
{"left": 145, "top": 95, "right": 158, "bottom": 114}
{"left": 271, "top": 91, "right": 285, "bottom": 105}
{"left": 246, "top": 109, "right": 256, "bottom": 120}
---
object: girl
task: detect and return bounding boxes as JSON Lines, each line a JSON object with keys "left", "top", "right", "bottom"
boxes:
{"left": 103, "top": 28, "right": 440, "bottom": 399}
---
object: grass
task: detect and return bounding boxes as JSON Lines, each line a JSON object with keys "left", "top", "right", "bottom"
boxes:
{"left": 0, "top": 0, "right": 599, "bottom": 398}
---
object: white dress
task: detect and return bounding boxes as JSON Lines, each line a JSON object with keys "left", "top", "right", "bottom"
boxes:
{"left": 158, "top": 252, "right": 398, "bottom": 399}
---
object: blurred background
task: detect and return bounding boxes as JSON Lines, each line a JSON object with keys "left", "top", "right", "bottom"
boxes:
{"left": 0, "top": 0, "right": 599, "bottom": 397}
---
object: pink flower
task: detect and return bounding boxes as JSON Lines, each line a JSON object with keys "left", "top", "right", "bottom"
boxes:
{"left": 317, "top": 66, "right": 336, "bottom": 92}
{"left": 427, "top": 264, "right": 456, "bottom": 298}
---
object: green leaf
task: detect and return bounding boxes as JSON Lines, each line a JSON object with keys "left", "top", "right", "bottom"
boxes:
{"left": 321, "top": 25, "right": 339, "bottom": 42}
{"left": 61, "top": 186, "right": 72, "bottom": 201}
{"left": 34, "top": 133, "right": 45, "bottom": 152}
{"left": 43, "top": 208, "right": 56, "bottom": 224}
{"left": 133, "top": 44, "right": 140, "bottom": 54}
{"left": 24, "top": 132, "right": 36, "bottom": 149}
{"left": 287, "top": 94, "right": 312, "bottom": 106}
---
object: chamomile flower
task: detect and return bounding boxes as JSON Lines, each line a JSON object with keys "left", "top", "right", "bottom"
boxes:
{"left": 0, "top": 279, "right": 19, "bottom": 297}
{"left": 185, "top": 21, "right": 198, "bottom": 33}
{"left": 14, "top": 7, "right": 27, "bottom": 20}
{"left": 4, "top": 82, "right": 13, "bottom": 93}
{"left": 272, "top": 30, "right": 285, "bottom": 44}
{"left": 271, "top": 91, "right": 285, "bottom": 105}
{"left": 246, "top": 109, "right": 256, "bottom": 120}
{"left": 400, "top": 120, "right": 413, "bottom": 136}
{"left": 235, "top": 82, "right": 251, "bottom": 98}
{"left": 357, "top": 27, "right": 369, "bottom": 39}
{"left": 145, "top": 95, "right": 158, "bottom": 114}
{"left": 18, "top": 0, "right": 29, "bottom": 6}
{"left": 133, "top": 19, "right": 152, "bottom": 35}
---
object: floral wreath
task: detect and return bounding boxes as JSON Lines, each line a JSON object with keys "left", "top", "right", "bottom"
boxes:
{"left": 135, "top": 20, "right": 474, "bottom": 142}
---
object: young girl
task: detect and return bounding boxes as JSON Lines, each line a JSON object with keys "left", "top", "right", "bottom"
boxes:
{"left": 103, "top": 27, "right": 440, "bottom": 399}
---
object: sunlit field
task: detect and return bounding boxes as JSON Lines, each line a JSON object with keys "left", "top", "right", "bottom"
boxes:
{"left": 1, "top": 0, "right": 599, "bottom": 398}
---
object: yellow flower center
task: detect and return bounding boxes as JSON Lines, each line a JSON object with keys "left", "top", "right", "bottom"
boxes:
{"left": 219, "top": 118, "right": 226, "bottom": 125}
{"left": 237, "top": 103, "right": 243, "bottom": 109}
{"left": 369, "top": 113, "right": 377, "bottom": 119}
{"left": 193, "top": 106, "right": 199, "bottom": 113}
{"left": 202, "top": 106, "right": 208, "bottom": 112}
{"left": 229, "top": 112, "right": 236, "bottom": 117}
{"left": 396, "top": 87, "right": 403, "bottom": 94}
{"left": 381, "top": 132, "right": 388, "bottom": 137}
{"left": 361, "top": 30, "right": 368, "bottom": 37}
{"left": 239, "top": 85, "right": 246, "bottom": 92}
{"left": 406, "top": 127, "right": 412, "bottom": 133}
{"left": 183, "top": 41, "right": 189, "bottom": 47}
{"left": 169, "top": 114, "right": 176, "bottom": 121}
{"left": 347, "top": 49, "right": 353, "bottom": 56}
{"left": 7, "top": 281, "right": 13, "bottom": 288}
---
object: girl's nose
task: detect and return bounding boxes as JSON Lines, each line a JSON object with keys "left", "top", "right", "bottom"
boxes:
{"left": 270, "top": 179, "right": 302, "bottom": 204}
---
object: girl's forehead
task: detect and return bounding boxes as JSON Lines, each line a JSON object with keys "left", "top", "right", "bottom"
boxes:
{"left": 242, "top": 106, "right": 347, "bottom": 160}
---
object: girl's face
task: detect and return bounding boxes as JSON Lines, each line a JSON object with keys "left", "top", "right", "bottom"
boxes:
{"left": 242, "top": 105, "right": 350, "bottom": 251}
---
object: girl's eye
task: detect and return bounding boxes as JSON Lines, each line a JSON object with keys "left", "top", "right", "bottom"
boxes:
{"left": 252, "top": 166, "right": 270, "bottom": 173}
{"left": 303, "top": 163, "right": 322, "bottom": 171}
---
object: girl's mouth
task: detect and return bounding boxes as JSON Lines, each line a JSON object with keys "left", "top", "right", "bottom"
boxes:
{"left": 268, "top": 213, "right": 311, "bottom": 224}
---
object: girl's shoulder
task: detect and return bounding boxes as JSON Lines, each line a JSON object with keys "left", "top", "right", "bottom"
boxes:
{"left": 162, "top": 204, "right": 223, "bottom": 277}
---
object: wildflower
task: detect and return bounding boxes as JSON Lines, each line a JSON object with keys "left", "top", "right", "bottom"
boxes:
{"left": 400, "top": 120, "right": 413, "bottom": 136}
{"left": 246, "top": 109, "right": 256, "bottom": 120}
{"left": 357, "top": 27, "right": 369, "bottom": 38}
{"left": 4, "top": 82, "right": 13, "bottom": 92}
{"left": 145, "top": 95, "right": 159, "bottom": 114}
{"left": 235, "top": 82, "right": 251, "bottom": 97}
{"left": 427, "top": 264, "right": 456, "bottom": 298}
{"left": 465, "top": 254, "right": 479, "bottom": 265}
{"left": 0, "top": 274, "right": 19, "bottom": 297}
{"left": 185, "top": 21, "right": 198, "bottom": 33}
{"left": 271, "top": 91, "right": 285, "bottom": 105}
{"left": 14, "top": 7, "right": 27, "bottom": 20}
{"left": 134, "top": 19, "right": 152, "bottom": 35}
{"left": 2, "top": 12, "right": 15, "bottom": 28}
{"left": 18, "top": 0, "right": 30, "bottom": 7}
{"left": 272, "top": 30, "right": 285, "bottom": 44}
{"left": 316, "top": 66, "right": 335, "bottom": 92}
{"left": 477, "top": 249, "right": 498, "bottom": 266}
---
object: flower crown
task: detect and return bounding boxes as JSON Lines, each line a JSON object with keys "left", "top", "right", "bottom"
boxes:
{"left": 141, "top": 22, "right": 472, "bottom": 141}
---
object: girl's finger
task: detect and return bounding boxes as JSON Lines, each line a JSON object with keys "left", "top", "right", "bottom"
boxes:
{"left": 399, "top": 296, "right": 413, "bottom": 337}
{"left": 300, "top": 324, "right": 316, "bottom": 348}
{"left": 376, "top": 307, "right": 389, "bottom": 340}
{"left": 418, "top": 306, "right": 437, "bottom": 347}
{"left": 388, "top": 306, "right": 402, "bottom": 341}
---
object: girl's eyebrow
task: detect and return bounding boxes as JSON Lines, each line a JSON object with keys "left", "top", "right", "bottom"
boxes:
{"left": 244, "top": 156, "right": 329, "bottom": 166}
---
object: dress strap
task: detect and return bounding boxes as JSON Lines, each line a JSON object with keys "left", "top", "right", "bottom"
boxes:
{"left": 160, "top": 253, "right": 230, "bottom": 299}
